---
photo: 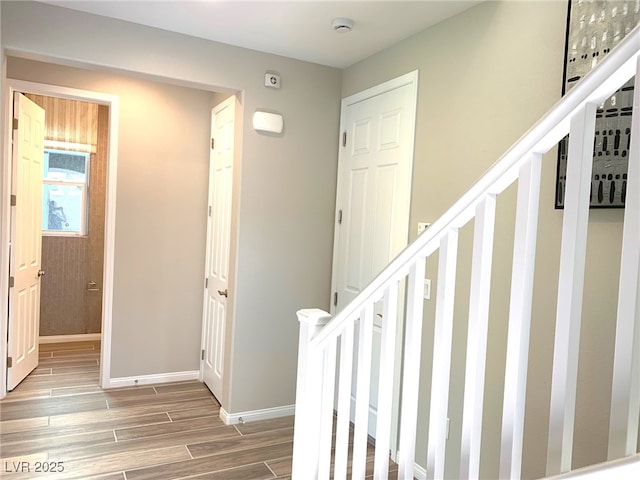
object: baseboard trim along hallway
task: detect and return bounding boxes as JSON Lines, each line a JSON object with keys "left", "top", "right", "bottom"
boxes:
{"left": 107, "top": 370, "right": 200, "bottom": 389}
{"left": 220, "top": 404, "right": 296, "bottom": 425}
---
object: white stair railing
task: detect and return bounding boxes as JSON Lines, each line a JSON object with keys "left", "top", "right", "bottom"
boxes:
{"left": 293, "top": 26, "right": 640, "bottom": 480}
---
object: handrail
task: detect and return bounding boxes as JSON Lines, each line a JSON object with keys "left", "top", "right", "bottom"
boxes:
{"left": 312, "top": 25, "right": 640, "bottom": 349}
{"left": 294, "top": 24, "right": 640, "bottom": 480}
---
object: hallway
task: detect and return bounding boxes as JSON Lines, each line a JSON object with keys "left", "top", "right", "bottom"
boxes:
{"left": 0, "top": 341, "right": 294, "bottom": 479}
{"left": 0, "top": 341, "right": 399, "bottom": 478}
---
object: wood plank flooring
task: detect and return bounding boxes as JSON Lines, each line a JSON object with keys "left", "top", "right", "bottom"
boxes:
{"left": 0, "top": 341, "right": 397, "bottom": 479}
{"left": 0, "top": 341, "right": 292, "bottom": 479}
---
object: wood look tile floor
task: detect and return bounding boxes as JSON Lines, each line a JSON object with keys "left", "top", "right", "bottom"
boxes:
{"left": 0, "top": 341, "right": 397, "bottom": 479}
{"left": 0, "top": 341, "right": 293, "bottom": 479}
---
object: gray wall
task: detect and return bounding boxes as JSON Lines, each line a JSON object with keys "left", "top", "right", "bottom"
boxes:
{"left": 1, "top": 1, "right": 341, "bottom": 414}
{"left": 3, "top": 0, "right": 632, "bottom": 474}
{"left": 7, "top": 57, "right": 217, "bottom": 375}
{"left": 343, "top": 1, "right": 627, "bottom": 478}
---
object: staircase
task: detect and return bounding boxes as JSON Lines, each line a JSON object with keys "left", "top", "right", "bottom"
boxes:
{"left": 292, "top": 26, "right": 640, "bottom": 480}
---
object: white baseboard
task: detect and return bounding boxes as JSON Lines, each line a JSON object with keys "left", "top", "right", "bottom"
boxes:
{"left": 219, "top": 404, "right": 295, "bottom": 425}
{"left": 39, "top": 334, "right": 101, "bottom": 344}
{"left": 105, "top": 370, "right": 200, "bottom": 389}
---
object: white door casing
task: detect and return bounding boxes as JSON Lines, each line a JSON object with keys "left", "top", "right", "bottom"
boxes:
{"left": 7, "top": 93, "right": 45, "bottom": 391}
{"left": 331, "top": 71, "right": 418, "bottom": 446}
{"left": 201, "top": 96, "right": 235, "bottom": 401}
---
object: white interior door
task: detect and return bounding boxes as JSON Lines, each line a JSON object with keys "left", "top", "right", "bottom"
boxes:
{"left": 332, "top": 72, "right": 418, "bottom": 442}
{"left": 202, "top": 96, "right": 235, "bottom": 401}
{"left": 7, "top": 93, "right": 45, "bottom": 391}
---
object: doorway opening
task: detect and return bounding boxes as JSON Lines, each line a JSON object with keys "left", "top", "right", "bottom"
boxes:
{"left": 1, "top": 79, "right": 119, "bottom": 398}
{"left": 33, "top": 94, "right": 108, "bottom": 343}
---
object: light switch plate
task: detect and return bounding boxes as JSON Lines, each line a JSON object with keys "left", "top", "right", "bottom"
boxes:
{"left": 423, "top": 279, "right": 431, "bottom": 300}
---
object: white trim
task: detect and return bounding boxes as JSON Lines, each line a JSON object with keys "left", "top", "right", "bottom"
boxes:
{"left": 39, "top": 334, "right": 101, "bottom": 344}
{"left": 413, "top": 462, "right": 427, "bottom": 480}
{"left": 342, "top": 70, "right": 420, "bottom": 107}
{"left": 105, "top": 370, "right": 200, "bottom": 389}
{"left": 219, "top": 404, "right": 295, "bottom": 425}
{"left": 329, "top": 69, "right": 419, "bottom": 315}
{"left": 0, "top": 79, "right": 119, "bottom": 399}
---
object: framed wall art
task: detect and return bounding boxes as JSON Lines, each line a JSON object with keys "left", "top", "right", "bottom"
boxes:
{"left": 556, "top": 0, "right": 639, "bottom": 208}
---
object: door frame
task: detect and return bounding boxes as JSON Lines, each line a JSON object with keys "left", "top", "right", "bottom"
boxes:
{"left": 1, "top": 79, "right": 119, "bottom": 398}
{"left": 330, "top": 70, "right": 419, "bottom": 459}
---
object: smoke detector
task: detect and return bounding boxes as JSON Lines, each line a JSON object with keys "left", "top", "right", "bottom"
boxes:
{"left": 332, "top": 17, "right": 354, "bottom": 33}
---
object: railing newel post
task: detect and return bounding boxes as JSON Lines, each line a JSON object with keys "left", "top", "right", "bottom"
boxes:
{"left": 292, "top": 309, "right": 331, "bottom": 479}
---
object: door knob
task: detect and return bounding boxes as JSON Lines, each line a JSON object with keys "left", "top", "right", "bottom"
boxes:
{"left": 37, "top": 270, "right": 46, "bottom": 278}
{"left": 217, "top": 289, "right": 228, "bottom": 297}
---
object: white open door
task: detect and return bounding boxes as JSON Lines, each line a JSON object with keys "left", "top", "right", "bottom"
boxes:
{"left": 332, "top": 72, "right": 418, "bottom": 445}
{"left": 7, "top": 93, "right": 45, "bottom": 391}
{"left": 201, "top": 96, "right": 235, "bottom": 401}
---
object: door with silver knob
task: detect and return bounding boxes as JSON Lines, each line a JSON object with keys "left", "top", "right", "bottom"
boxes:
{"left": 202, "top": 96, "right": 236, "bottom": 402}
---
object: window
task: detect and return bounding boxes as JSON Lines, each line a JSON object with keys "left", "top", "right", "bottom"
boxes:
{"left": 42, "top": 149, "right": 90, "bottom": 236}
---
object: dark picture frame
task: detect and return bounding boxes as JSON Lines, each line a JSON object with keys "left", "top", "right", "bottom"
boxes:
{"left": 555, "top": 0, "right": 639, "bottom": 209}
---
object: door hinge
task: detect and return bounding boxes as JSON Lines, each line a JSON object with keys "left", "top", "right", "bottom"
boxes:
{"left": 333, "top": 292, "right": 338, "bottom": 307}
{"left": 201, "top": 349, "right": 205, "bottom": 361}
{"left": 7, "top": 357, "right": 12, "bottom": 368}
{"left": 342, "top": 131, "right": 347, "bottom": 147}
{"left": 211, "top": 138, "right": 215, "bottom": 149}
{"left": 338, "top": 209, "right": 342, "bottom": 225}
{"left": 10, "top": 194, "right": 16, "bottom": 206}
{"left": 9, "top": 276, "right": 14, "bottom": 288}
{"left": 208, "top": 206, "right": 212, "bottom": 217}
{"left": 205, "top": 278, "right": 209, "bottom": 288}
{"left": 12, "top": 118, "right": 18, "bottom": 130}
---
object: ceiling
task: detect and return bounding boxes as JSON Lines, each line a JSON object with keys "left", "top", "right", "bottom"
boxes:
{"left": 42, "top": 1, "right": 483, "bottom": 69}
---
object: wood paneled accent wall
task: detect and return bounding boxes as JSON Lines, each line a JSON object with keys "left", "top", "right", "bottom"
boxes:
{"left": 26, "top": 94, "right": 107, "bottom": 336}
{"left": 26, "top": 94, "right": 99, "bottom": 151}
